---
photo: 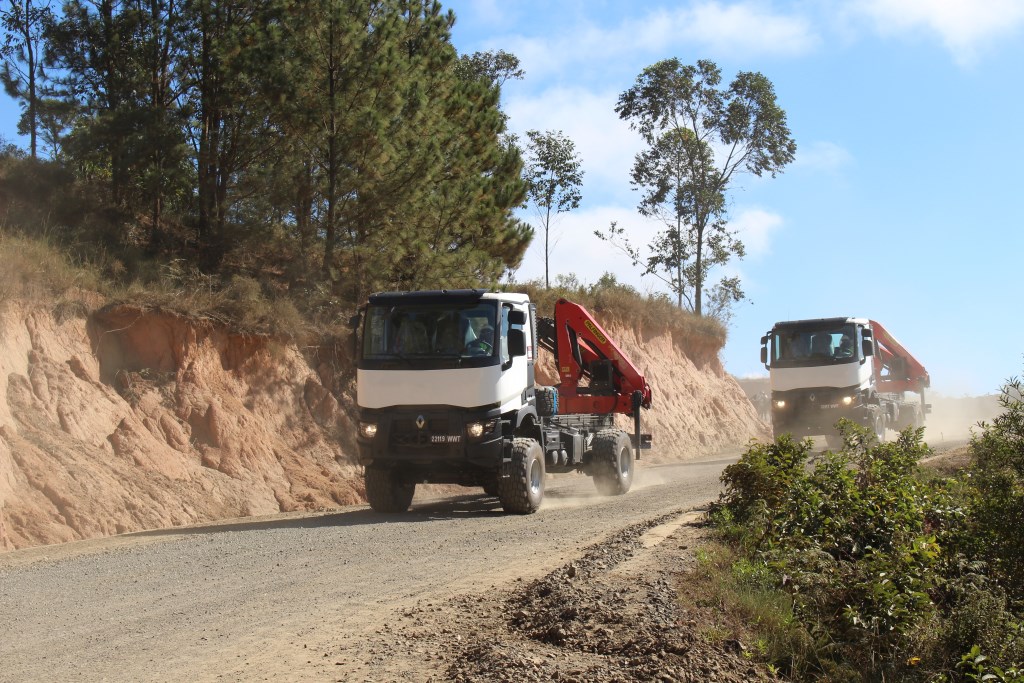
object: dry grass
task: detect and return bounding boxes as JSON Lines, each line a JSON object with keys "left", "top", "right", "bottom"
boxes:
{"left": 513, "top": 277, "right": 728, "bottom": 352}
{"left": 107, "top": 266, "right": 313, "bottom": 340}
{"left": 0, "top": 230, "right": 727, "bottom": 353}
{"left": 0, "top": 231, "right": 102, "bottom": 304}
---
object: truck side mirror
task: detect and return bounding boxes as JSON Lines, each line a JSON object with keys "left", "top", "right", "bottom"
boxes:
{"left": 862, "top": 340, "right": 873, "bottom": 357}
{"left": 508, "top": 329, "right": 526, "bottom": 357}
{"left": 508, "top": 310, "right": 526, "bottom": 325}
{"left": 760, "top": 347, "right": 767, "bottom": 365}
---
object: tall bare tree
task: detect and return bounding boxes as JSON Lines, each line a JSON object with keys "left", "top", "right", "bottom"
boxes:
{"left": 523, "top": 129, "right": 582, "bottom": 289}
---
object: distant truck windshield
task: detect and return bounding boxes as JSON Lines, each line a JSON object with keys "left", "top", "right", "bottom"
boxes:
{"left": 771, "top": 322, "right": 859, "bottom": 366}
{"left": 362, "top": 302, "right": 498, "bottom": 359}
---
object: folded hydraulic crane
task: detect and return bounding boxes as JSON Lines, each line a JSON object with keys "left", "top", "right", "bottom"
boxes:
{"left": 537, "top": 298, "right": 654, "bottom": 459}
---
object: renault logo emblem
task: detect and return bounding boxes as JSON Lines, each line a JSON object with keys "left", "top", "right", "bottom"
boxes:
{"left": 416, "top": 415, "right": 426, "bottom": 429}
{"left": 809, "top": 393, "right": 816, "bottom": 402}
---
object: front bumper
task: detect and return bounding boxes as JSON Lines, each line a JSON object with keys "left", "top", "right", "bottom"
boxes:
{"left": 770, "top": 387, "right": 870, "bottom": 436}
{"left": 356, "top": 406, "right": 504, "bottom": 477}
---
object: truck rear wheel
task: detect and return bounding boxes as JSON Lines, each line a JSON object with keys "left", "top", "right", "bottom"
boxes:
{"left": 364, "top": 466, "right": 415, "bottom": 513}
{"left": 592, "top": 430, "right": 634, "bottom": 496}
{"left": 497, "top": 438, "right": 545, "bottom": 514}
{"left": 871, "top": 411, "right": 886, "bottom": 444}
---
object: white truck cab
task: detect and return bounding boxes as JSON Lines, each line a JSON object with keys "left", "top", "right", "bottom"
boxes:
{"left": 761, "top": 317, "right": 928, "bottom": 446}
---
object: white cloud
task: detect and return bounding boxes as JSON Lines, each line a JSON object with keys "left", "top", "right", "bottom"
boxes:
{"left": 793, "top": 140, "right": 852, "bottom": 172}
{"left": 484, "top": 2, "right": 818, "bottom": 83}
{"left": 730, "top": 207, "right": 784, "bottom": 259}
{"left": 849, "top": 0, "right": 1024, "bottom": 65}
{"left": 512, "top": 203, "right": 783, "bottom": 297}
{"left": 504, "top": 86, "right": 644, "bottom": 206}
{"left": 453, "top": 0, "right": 506, "bottom": 26}
{"left": 511, "top": 205, "right": 663, "bottom": 292}
{"left": 679, "top": 1, "right": 819, "bottom": 56}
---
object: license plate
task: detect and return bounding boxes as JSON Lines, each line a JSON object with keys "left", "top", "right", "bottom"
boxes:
{"left": 430, "top": 435, "right": 461, "bottom": 444}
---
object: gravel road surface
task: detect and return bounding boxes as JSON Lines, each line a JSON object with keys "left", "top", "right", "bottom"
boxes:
{"left": 0, "top": 455, "right": 738, "bottom": 682}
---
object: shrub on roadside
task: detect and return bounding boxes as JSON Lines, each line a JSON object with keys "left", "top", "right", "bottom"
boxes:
{"left": 709, "top": 376, "right": 1024, "bottom": 682}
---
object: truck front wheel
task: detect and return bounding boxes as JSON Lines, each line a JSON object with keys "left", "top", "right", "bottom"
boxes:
{"left": 364, "top": 466, "right": 415, "bottom": 513}
{"left": 592, "top": 430, "right": 634, "bottom": 496}
{"left": 497, "top": 438, "right": 545, "bottom": 514}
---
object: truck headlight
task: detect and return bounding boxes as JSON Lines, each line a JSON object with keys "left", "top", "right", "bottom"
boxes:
{"left": 359, "top": 421, "right": 378, "bottom": 439}
{"left": 841, "top": 396, "right": 854, "bottom": 406}
{"left": 774, "top": 400, "right": 786, "bottom": 409}
{"left": 466, "top": 419, "right": 497, "bottom": 439}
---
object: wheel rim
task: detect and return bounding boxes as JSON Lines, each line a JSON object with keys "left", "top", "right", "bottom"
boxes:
{"left": 529, "top": 458, "right": 542, "bottom": 495}
{"left": 618, "top": 447, "right": 631, "bottom": 478}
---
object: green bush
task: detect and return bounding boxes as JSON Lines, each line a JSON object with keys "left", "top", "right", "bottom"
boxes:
{"left": 962, "top": 377, "right": 1024, "bottom": 601}
{"left": 710, "top": 376, "right": 1024, "bottom": 682}
{"left": 713, "top": 421, "right": 945, "bottom": 679}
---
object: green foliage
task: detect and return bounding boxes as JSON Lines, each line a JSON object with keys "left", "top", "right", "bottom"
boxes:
{"left": 954, "top": 377, "right": 1024, "bottom": 600}
{"left": 454, "top": 49, "right": 523, "bottom": 87}
{"left": 2, "top": 0, "right": 530, "bottom": 298}
{"left": 1, "top": 0, "right": 52, "bottom": 159}
{"left": 710, "top": 381, "right": 1024, "bottom": 682}
{"left": 956, "top": 646, "right": 1024, "bottom": 683}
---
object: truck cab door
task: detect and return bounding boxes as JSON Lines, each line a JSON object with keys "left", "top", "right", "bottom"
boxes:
{"left": 496, "top": 305, "right": 530, "bottom": 412}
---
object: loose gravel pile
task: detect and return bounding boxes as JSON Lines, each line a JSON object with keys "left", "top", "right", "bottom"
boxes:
{"left": 377, "top": 513, "right": 780, "bottom": 683}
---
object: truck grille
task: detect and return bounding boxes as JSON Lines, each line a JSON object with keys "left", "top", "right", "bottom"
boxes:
{"left": 390, "top": 416, "right": 454, "bottom": 448}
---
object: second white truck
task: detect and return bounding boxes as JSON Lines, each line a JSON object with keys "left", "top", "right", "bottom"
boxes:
{"left": 760, "top": 317, "right": 930, "bottom": 447}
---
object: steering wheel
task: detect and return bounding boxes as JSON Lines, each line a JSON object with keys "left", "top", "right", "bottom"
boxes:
{"left": 464, "top": 339, "right": 492, "bottom": 356}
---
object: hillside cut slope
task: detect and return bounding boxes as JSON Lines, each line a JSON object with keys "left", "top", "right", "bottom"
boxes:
{"left": 0, "top": 300, "right": 765, "bottom": 551}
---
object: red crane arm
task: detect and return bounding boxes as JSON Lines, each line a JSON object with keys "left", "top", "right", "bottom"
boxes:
{"left": 869, "top": 319, "right": 930, "bottom": 393}
{"left": 548, "top": 299, "right": 653, "bottom": 416}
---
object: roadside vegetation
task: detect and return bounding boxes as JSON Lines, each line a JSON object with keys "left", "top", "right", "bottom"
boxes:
{"left": 0, "top": 217, "right": 723, "bottom": 351}
{"left": 705, "top": 375, "right": 1024, "bottom": 681}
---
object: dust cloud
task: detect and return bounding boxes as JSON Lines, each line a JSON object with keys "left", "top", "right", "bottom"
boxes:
{"left": 924, "top": 393, "right": 1002, "bottom": 442}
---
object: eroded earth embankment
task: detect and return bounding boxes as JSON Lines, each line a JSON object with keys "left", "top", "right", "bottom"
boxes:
{"left": 0, "top": 300, "right": 765, "bottom": 551}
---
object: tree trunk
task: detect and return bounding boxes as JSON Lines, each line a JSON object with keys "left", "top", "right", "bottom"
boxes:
{"left": 322, "top": 14, "right": 338, "bottom": 281}
{"left": 544, "top": 202, "right": 551, "bottom": 288}
{"left": 24, "top": 0, "right": 37, "bottom": 159}
{"left": 694, "top": 220, "right": 705, "bottom": 317}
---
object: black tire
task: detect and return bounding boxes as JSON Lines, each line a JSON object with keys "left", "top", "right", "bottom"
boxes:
{"left": 497, "top": 438, "right": 545, "bottom": 514}
{"left": 364, "top": 466, "right": 415, "bottom": 513}
{"left": 825, "top": 434, "right": 844, "bottom": 451}
{"left": 591, "top": 430, "right": 634, "bottom": 496}
{"left": 535, "top": 386, "right": 557, "bottom": 417}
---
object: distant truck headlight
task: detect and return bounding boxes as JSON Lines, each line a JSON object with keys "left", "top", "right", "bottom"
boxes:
{"left": 773, "top": 400, "right": 786, "bottom": 409}
{"left": 359, "top": 421, "right": 378, "bottom": 439}
{"left": 841, "top": 396, "right": 854, "bottom": 406}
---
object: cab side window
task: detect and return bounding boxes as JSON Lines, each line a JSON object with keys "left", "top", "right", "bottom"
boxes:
{"left": 500, "top": 306, "right": 510, "bottom": 364}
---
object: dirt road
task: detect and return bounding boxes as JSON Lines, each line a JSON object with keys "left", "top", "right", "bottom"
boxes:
{"left": 0, "top": 455, "right": 739, "bottom": 682}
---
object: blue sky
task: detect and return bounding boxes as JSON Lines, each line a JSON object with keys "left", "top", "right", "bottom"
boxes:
{"left": 2, "top": 1, "right": 1021, "bottom": 395}
{"left": 440, "top": 0, "right": 1024, "bottom": 396}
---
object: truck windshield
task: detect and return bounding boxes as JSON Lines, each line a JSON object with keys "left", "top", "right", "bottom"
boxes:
{"left": 362, "top": 303, "right": 498, "bottom": 359}
{"left": 772, "top": 323, "right": 858, "bottom": 367}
